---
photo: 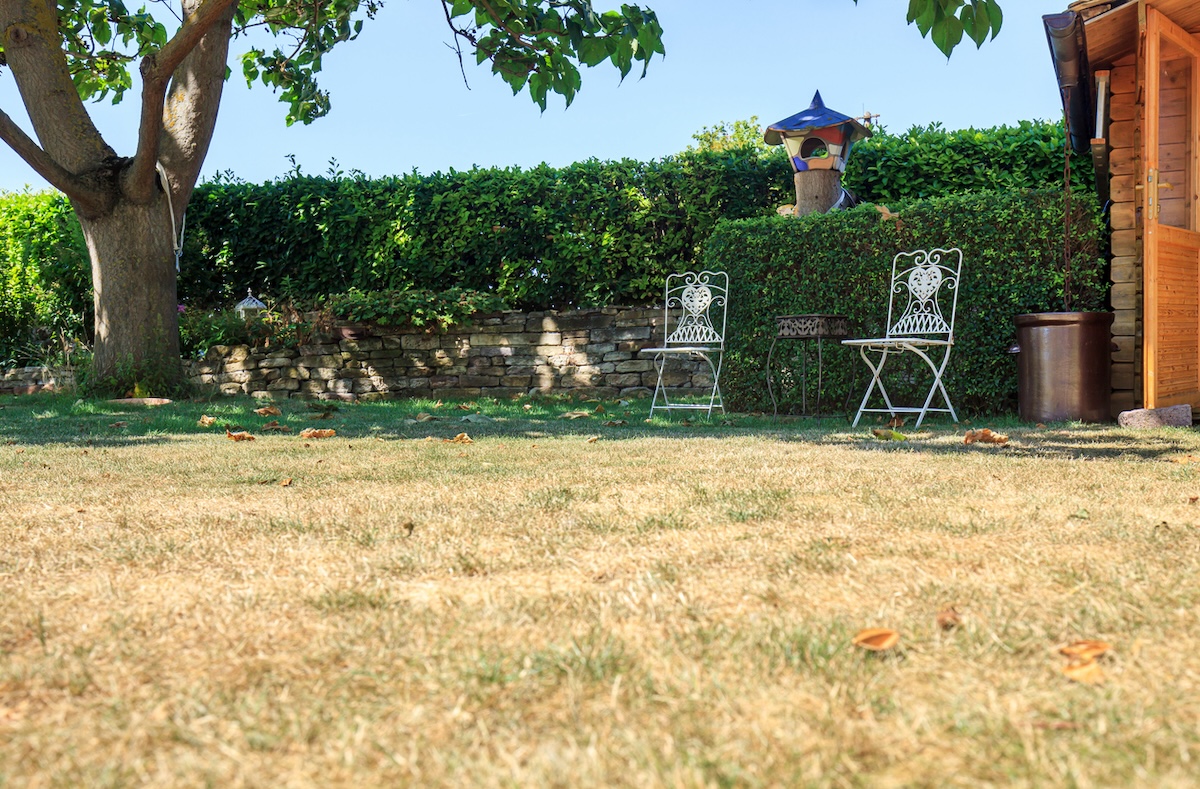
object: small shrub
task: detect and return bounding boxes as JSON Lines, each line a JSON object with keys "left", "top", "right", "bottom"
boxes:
{"left": 319, "top": 287, "right": 508, "bottom": 331}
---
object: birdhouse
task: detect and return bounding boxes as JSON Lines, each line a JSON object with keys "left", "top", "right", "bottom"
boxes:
{"left": 234, "top": 289, "right": 267, "bottom": 320}
{"left": 765, "top": 91, "right": 873, "bottom": 216}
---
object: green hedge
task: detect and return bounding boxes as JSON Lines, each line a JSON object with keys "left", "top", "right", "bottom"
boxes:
{"left": 181, "top": 151, "right": 791, "bottom": 310}
{"left": 700, "top": 188, "right": 1108, "bottom": 417}
{"left": 1, "top": 118, "right": 1094, "bottom": 376}
{"left": 0, "top": 193, "right": 91, "bottom": 366}
{"left": 843, "top": 120, "right": 1090, "bottom": 202}
{"left": 181, "top": 120, "right": 1084, "bottom": 310}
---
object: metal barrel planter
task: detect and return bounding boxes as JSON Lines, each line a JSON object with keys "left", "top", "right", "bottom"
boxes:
{"left": 1012, "top": 311, "right": 1114, "bottom": 423}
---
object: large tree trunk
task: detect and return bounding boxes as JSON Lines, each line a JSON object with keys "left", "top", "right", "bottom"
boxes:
{"left": 1, "top": 0, "right": 237, "bottom": 394}
{"left": 79, "top": 195, "right": 182, "bottom": 390}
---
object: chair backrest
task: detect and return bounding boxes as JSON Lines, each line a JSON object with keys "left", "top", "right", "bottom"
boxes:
{"left": 885, "top": 248, "right": 963, "bottom": 340}
{"left": 662, "top": 270, "right": 729, "bottom": 348}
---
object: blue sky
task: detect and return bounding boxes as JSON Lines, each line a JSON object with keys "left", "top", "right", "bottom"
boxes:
{"left": 0, "top": 0, "right": 1068, "bottom": 192}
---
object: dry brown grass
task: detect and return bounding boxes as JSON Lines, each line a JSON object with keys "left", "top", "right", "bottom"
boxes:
{"left": 3, "top": 400, "right": 1200, "bottom": 787}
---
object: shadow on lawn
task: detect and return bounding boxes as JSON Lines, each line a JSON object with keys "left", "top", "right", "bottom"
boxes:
{"left": 1, "top": 392, "right": 1197, "bottom": 463}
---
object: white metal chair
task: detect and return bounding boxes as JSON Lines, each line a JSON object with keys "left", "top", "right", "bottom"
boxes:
{"left": 842, "top": 248, "right": 963, "bottom": 428}
{"left": 641, "top": 270, "right": 729, "bottom": 418}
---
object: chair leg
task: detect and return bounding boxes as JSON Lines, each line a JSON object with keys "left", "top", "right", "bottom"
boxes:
{"left": 908, "top": 345, "right": 957, "bottom": 428}
{"left": 701, "top": 352, "right": 725, "bottom": 418}
{"left": 649, "top": 353, "right": 668, "bottom": 417}
{"left": 852, "top": 346, "right": 896, "bottom": 427}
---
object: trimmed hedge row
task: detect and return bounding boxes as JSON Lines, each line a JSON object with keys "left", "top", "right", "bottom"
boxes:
{"left": 701, "top": 188, "right": 1108, "bottom": 417}
{"left": 844, "top": 120, "right": 1091, "bottom": 202}
{"left": 181, "top": 151, "right": 791, "bottom": 310}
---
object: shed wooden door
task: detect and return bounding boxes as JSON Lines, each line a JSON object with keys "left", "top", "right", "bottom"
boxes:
{"left": 1144, "top": 7, "right": 1200, "bottom": 408}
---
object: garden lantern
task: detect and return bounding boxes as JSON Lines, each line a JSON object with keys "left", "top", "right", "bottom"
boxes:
{"left": 765, "top": 91, "right": 872, "bottom": 217}
{"left": 234, "top": 289, "right": 266, "bottom": 320}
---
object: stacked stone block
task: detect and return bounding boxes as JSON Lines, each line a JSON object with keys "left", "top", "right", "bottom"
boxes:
{"left": 187, "top": 306, "right": 713, "bottom": 401}
{"left": 0, "top": 366, "right": 74, "bottom": 395}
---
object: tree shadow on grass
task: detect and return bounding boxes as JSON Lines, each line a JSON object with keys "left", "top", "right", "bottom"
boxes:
{"left": 1, "top": 392, "right": 1197, "bottom": 464}
{"left": 804, "top": 422, "right": 1200, "bottom": 463}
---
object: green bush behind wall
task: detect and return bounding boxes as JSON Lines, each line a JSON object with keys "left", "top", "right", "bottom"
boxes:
{"left": 844, "top": 120, "right": 1091, "bottom": 202}
{"left": 181, "top": 151, "right": 790, "bottom": 310}
{"left": 0, "top": 193, "right": 91, "bottom": 365}
{"left": 700, "top": 188, "right": 1108, "bottom": 417}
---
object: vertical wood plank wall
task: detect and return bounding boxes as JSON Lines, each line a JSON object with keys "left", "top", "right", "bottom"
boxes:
{"left": 1108, "top": 53, "right": 1140, "bottom": 413}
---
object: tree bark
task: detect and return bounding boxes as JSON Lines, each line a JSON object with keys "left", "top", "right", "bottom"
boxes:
{"left": 793, "top": 171, "right": 843, "bottom": 217}
{"left": 79, "top": 196, "right": 182, "bottom": 388}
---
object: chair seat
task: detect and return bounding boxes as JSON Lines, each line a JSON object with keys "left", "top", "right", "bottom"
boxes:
{"left": 640, "top": 345, "right": 721, "bottom": 355}
{"left": 842, "top": 337, "right": 953, "bottom": 348}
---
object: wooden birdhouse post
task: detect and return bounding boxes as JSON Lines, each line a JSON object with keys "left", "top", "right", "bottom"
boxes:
{"left": 765, "top": 91, "right": 873, "bottom": 217}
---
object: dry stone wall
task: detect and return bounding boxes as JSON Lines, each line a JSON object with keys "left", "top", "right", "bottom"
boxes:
{"left": 187, "top": 307, "right": 714, "bottom": 401}
{"left": 1, "top": 366, "right": 74, "bottom": 395}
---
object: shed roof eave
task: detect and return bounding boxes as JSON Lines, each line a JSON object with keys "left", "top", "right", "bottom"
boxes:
{"left": 1080, "top": 0, "right": 1137, "bottom": 68}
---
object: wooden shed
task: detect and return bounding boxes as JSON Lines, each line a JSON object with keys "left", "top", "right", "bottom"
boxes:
{"left": 1048, "top": 0, "right": 1200, "bottom": 413}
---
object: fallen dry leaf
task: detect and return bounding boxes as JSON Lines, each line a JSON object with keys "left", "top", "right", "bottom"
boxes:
{"left": 560, "top": 411, "right": 591, "bottom": 420}
{"left": 109, "top": 421, "right": 128, "bottom": 428}
{"left": 279, "top": 478, "right": 293, "bottom": 487}
{"left": 522, "top": 403, "right": 533, "bottom": 411}
{"left": 1059, "top": 640, "right": 1111, "bottom": 662}
{"left": 602, "top": 420, "right": 628, "bottom": 427}
{"left": 586, "top": 436, "right": 599, "bottom": 443}
{"left": 1036, "top": 423, "right": 1047, "bottom": 429}
{"left": 260, "top": 421, "right": 292, "bottom": 433}
{"left": 964, "top": 428, "right": 1009, "bottom": 445}
{"left": 936, "top": 607, "right": 961, "bottom": 630}
{"left": 299, "top": 428, "right": 336, "bottom": 439}
{"left": 1061, "top": 659, "right": 1105, "bottom": 684}
{"left": 595, "top": 404, "right": 606, "bottom": 414}
{"left": 225, "top": 428, "right": 255, "bottom": 442}
{"left": 1189, "top": 496, "right": 1199, "bottom": 504}
{"left": 198, "top": 415, "right": 217, "bottom": 427}
{"left": 415, "top": 412, "right": 438, "bottom": 422}
{"left": 851, "top": 628, "right": 900, "bottom": 652}
{"left": 446, "top": 432, "right": 473, "bottom": 444}
{"left": 254, "top": 405, "right": 282, "bottom": 416}
{"left": 875, "top": 204, "right": 899, "bottom": 221}
{"left": 887, "top": 415, "right": 907, "bottom": 428}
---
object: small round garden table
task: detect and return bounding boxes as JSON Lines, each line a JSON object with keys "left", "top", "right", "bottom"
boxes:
{"left": 766, "top": 314, "right": 852, "bottom": 419}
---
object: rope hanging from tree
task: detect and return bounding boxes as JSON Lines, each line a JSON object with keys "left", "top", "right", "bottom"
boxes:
{"left": 155, "top": 161, "right": 186, "bottom": 273}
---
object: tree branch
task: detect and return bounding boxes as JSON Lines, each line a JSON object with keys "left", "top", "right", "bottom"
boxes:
{"left": 123, "top": 0, "right": 241, "bottom": 201}
{"left": 157, "top": 0, "right": 239, "bottom": 221}
{"left": 0, "top": 106, "right": 105, "bottom": 211}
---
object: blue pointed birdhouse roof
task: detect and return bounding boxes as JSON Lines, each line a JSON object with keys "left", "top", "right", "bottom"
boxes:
{"left": 764, "top": 91, "right": 873, "bottom": 146}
